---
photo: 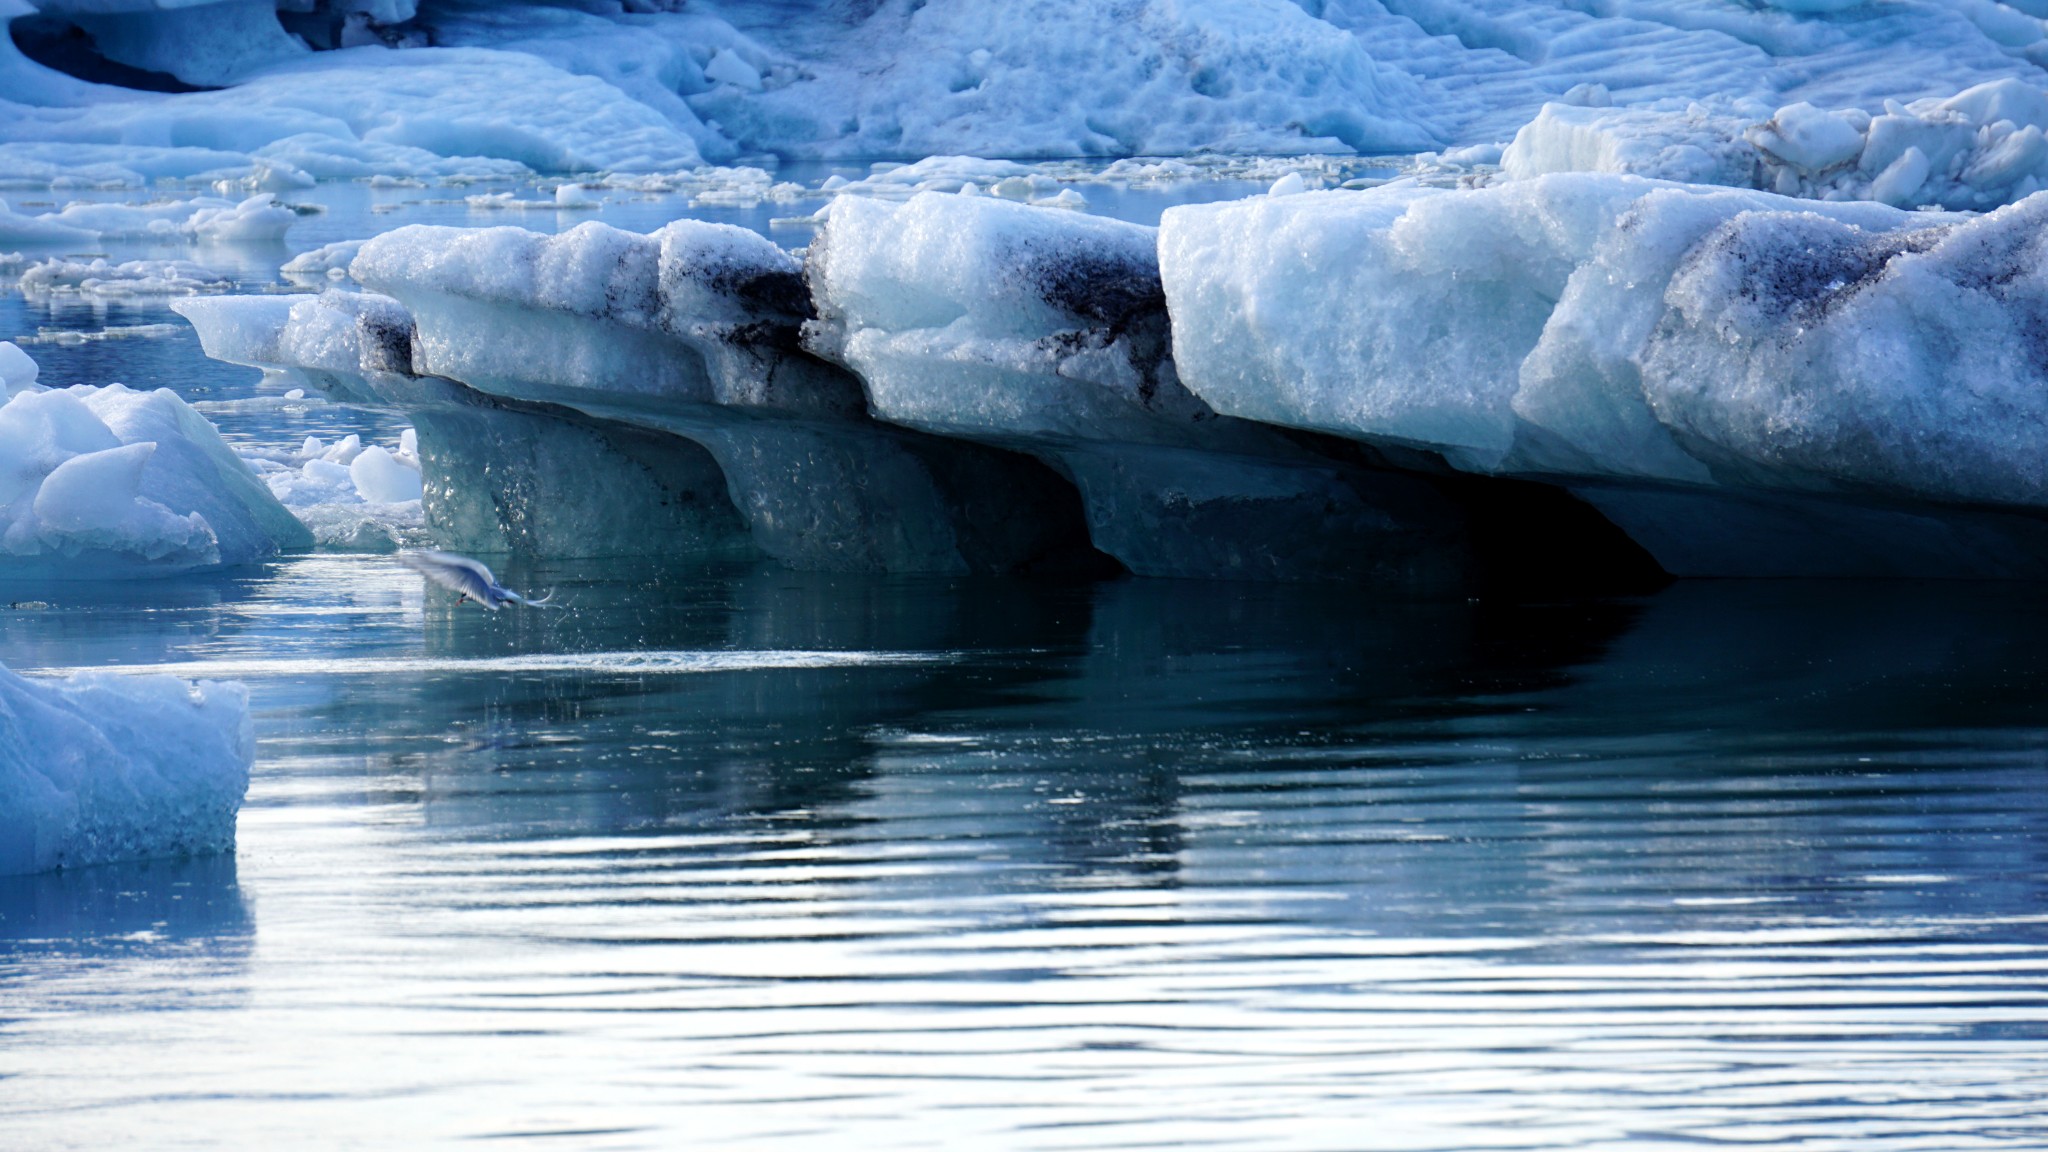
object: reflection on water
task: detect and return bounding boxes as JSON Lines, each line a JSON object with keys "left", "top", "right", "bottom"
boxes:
{"left": 4, "top": 560, "right": 2048, "bottom": 1148}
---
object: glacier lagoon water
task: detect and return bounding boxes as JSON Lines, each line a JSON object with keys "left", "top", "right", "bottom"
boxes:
{"left": 5, "top": 180, "right": 2048, "bottom": 1148}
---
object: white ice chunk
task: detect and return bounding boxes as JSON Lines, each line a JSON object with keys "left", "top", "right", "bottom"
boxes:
{"left": 0, "top": 660, "right": 251, "bottom": 875}
{"left": 348, "top": 444, "right": 423, "bottom": 503}
{"left": 0, "top": 341, "right": 39, "bottom": 399}
{"left": 0, "top": 383, "right": 311, "bottom": 575}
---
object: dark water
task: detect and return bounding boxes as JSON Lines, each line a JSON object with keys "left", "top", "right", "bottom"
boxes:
{"left": 3, "top": 561, "right": 2048, "bottom": 1148}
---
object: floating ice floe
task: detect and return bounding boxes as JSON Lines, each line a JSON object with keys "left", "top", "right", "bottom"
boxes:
{"left": 0, "top": 194, "right": 295, "bottom": 246}
{"left": 0, "top": 353, "right": 311, "bottom": 576}
{"left": 184, "top": 227, "right": 1099, "bottom": 573}
{"left": 280, "top": 238, "right": 366, "bottom": 284}
{"left": 16, "top": 323, "right": 186, "bottom": 346}
{"left": 20, "top": 257, "right": 237, "bottom": 298}
{"left": 1160, "top": 173, "right": 2048, "bottom": 577}
{"left": 0, "top": 659, "right": 252, "bottom": 875}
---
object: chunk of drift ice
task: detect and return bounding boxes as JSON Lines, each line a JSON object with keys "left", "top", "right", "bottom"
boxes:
{"left": 806, "top": 191, "right": 1469, "bottom": 583}
{"left": 1159, "top": 173, "right": 2048, "bottom": 577}
{"left": 348, "top": 445, "right": 423, "bottom": 503}
{"left": 0, "top": 377, "right": 310, "bottom": 576}
{"left": 0, "top": 195, "right": 294, "bottom": 246}
{"left": 1501, "top": 80, "right": 2048, "bottom": 211}
{"left": 0, "top": 341, "right": 38, "bottom": 399}
{"left": 0, "top": 659, "right": 251, "bottom": 875}
{"left": 280, "top": 239, "right": 366, "bottom": 284}
{"left": 20, "top": 258, "right": 236, "bottom": 299}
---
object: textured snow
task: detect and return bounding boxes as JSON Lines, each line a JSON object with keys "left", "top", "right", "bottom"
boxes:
{"left": 809, "top": 192, "right": 1204, "bottom": 444}
{"left": 0, "top": 658, "right": 251, "bottom": 875}
{"left": 0, "top": 371, "right": 312, "bottom": 575}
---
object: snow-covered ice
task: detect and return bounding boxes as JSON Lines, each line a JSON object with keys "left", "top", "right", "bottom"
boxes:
{"left": 0, "top": 658, "right": 250, "bottom": 875}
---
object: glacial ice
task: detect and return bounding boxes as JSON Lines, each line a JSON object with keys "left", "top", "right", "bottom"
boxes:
{"left": 806, "top": 191, "right": 1468, "bottom": 582}
{"left": 346, "top": 221, "right": 1097, "bottom": 573}
{"left": 6, "top": 0, "right": 2048, "bottom": 187}
{"left": 0, "top": 659, "right": 250, "bottom": 875}
{"left": 0, "top": 355, "right": 312, "bottom": 575}
{"left": 1160, "top": 174, "right": 2048, "bottom": 577}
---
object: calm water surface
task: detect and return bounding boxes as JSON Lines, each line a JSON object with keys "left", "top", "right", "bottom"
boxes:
{"left": 3, "top": 564, "right": 2048, "bottom": 1149}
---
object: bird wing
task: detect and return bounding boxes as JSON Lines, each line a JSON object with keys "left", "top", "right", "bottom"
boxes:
{"left": 398, "top": 550, "right": 500, "bottom": 603}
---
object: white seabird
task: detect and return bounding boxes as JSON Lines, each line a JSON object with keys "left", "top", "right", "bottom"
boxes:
{"left": 397, "top": 550, "right": 554, "bottom": 610}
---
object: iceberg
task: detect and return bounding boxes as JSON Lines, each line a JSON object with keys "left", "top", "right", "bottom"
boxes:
{"left": 806, "top": 191, "right": 1468, "bottom": 582}
{"left": 0, "top": 349, "right": 312, "bottom": 575}
{"left": 0, "top": 659, "right": 251, "bottom": 875}
{"left": 1160, "top": 174, "right": 2048, "bottom": 577}
{"left": 175, "top": 290, "right": 756, "bottom": 559}
{"left": 230, "top": 425, "right": 427, "bottom": 552}
{"left": 342, "top": 221, "right": 1098, "bottom": 573}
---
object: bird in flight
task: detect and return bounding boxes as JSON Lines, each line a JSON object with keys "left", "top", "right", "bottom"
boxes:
{"left": 397, "top": 550, "right": 555, "bottom": 610}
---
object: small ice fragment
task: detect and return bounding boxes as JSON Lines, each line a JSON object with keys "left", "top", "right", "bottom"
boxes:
{"left": 349, "top": 445, "right": 423, "bottom": 503}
